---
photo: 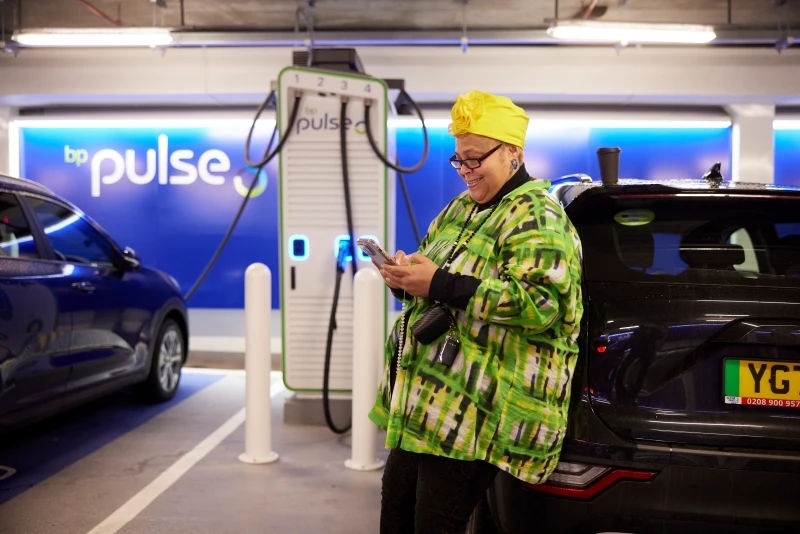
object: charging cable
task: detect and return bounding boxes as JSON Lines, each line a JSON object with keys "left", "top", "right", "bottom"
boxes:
{"left": 365, "top": 88, "right": 428, "bottom": 246}
{"left": 322, "top": 244, "right": 351, "bottom": 434}
{"left": 183, "top": 91, "right": 303, "bottom": 301}
{"left": 321, "top": 89, "right": 430, "bottom": 433}
{"left": 178, "top": 77, "right": 428, "bottom": 437}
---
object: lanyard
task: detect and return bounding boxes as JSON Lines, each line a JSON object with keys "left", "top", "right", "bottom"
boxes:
{"left": 441, "top": 204, "right": 493, "bottom": 270}
{"left": 393, "top": 203, "right": 493, "bottom": 380}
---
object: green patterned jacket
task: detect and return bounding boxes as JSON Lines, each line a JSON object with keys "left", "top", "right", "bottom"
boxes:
{"left": 368, "top": 179, "right": 584, "bottom": 484}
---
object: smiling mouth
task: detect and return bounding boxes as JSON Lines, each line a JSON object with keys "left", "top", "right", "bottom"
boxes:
{"left": 467, "top": 177, "right": 483, "bottom": 188}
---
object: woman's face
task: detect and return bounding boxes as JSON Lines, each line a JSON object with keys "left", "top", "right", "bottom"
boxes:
{"left": 453, "top": 133, "right": 517, "bottom": 204}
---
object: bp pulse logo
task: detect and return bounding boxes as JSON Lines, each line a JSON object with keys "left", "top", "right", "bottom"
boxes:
{"left": 295, "top": 107, "right": 366, "bottom": 135}
{"left": 64, "top": 134, "right": 267, "bottom": 199}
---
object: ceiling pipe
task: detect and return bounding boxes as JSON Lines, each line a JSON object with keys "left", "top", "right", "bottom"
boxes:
{"left": 460, "top": 0, "right": 469, "bottom": 52}
{"left": 160, "top": 28, "right": 800, "bottom": 48}
{"left": 582, "top": 1, "right": 600, "bottom": 20}
{"left": 74, "top": 0, "right": 120, "bottom": 27}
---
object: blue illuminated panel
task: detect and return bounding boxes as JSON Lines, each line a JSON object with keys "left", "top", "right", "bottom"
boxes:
{"left": 334, "top": 234, "right": 375, "bottom": 262}
{"left": 288, "top": 234, "right": 309, "bottom": 261}
{"left": 334, "top": 235, "right": 354, "bottom": 262}
{"left": 775, "top": 129, "right": 800, "bottom": 187}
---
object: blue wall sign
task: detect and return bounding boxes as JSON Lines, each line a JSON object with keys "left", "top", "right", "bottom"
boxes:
{"left": 775, "top": 128, "right": 800, "bottom": 187}
{"left": 17, "top": 119, "right": 735, "bottom": 309}
{"left": 18, "top": 122, "right": 279, "bottom": 308}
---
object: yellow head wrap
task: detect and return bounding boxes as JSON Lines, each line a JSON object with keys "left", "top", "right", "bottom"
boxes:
{"left": 448, "top": 90, "right": 529, "bottom": 148}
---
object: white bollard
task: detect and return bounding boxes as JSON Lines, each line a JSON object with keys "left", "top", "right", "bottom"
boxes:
{"left": 345, "top": 268, "right": 386, "bottom": 471}
{"left": 239, "top": 263, "right": 279, "bottom": 465}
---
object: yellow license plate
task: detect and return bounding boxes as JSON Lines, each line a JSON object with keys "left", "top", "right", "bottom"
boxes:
{"left": 724, "top": 359, "right": 800, "bottom": 408}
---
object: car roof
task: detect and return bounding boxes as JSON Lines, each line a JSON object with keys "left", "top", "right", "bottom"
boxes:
{"left": 0, "top": 173, "right": 56, "bottom": 196}
{"left": 550, "top": 175, "right": 800, "bottom": 207}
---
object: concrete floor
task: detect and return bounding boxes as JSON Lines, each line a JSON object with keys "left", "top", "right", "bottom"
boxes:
{"left": 0, "top": 370, "right": 389, "bottom": 534}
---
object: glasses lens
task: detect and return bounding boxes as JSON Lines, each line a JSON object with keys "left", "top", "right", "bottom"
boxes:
{"left": 449, "top": 157, "right": 482, "bottom": 170}
{"left": 463, "top": 159, "right": 481, "bottom": 169}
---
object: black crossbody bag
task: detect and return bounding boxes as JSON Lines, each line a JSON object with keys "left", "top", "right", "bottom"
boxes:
{"left": 410, "top": 204, "right": 492, "bottom": 349}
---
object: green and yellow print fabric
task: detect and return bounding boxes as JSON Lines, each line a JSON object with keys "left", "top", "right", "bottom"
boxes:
{"left": 369, "top": 180, "right": 584, "bottom": 484}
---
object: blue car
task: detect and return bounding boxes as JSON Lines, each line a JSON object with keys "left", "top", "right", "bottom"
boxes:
{"left": 0, "top": 174, "right": 189, "bottom": 431}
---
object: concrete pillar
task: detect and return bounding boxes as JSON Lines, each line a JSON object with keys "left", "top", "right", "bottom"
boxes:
{"left": 0, "top": 107, "right": 12, "bottom": 175}
{"left": 725, "top": 104, "right": 775, "bottom": 184}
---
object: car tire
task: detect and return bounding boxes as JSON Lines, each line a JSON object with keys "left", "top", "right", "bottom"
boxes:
{"left": 136, "top": 318, "right": 184, "bottom": 403}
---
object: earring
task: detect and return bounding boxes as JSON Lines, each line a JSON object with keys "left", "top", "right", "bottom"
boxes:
{"left": 511, "top": 159, "right": 518, "bottom": 170}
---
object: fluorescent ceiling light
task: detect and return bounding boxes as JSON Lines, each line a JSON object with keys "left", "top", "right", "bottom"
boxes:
{"left": 774, "top": 120, "right": 800, "bottom": 130}
{"left": 533, "top": 119, "right": 730, "bottom": 129}
{"left": 547, "top": 20, "right": 716, "bottom": 44}
{"left": 12, "top": 118, "right": 731, "bottom": 131}
{"left": 11, "top": 119, "right": 276, "bottom": 129}
{"left": 392, "top": 118, "right": 730, "bottom": 129}
{"left": 12, "top": 28, "right": 173, "bottom": 47}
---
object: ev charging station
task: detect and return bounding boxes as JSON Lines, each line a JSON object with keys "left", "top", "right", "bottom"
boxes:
{"left": 231, "top": 48, "right": 426, "bottom": 433}
{"left": 256, "top": 56, "right": 428, "bottom": 433}
{"left": 274, "top": 64, "right": 403, "bottom": 429}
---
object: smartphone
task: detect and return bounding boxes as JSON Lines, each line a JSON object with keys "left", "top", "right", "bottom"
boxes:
{"left": 356, "top": 238, "right": 397, "bottom": 267}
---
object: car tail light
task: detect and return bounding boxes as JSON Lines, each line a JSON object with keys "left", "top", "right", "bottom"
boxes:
{"left": 522, "top": 461, "right": 657, "bottom": 500}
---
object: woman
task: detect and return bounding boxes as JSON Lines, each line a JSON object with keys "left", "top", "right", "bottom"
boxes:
{"left": 368, "top": 90, "right": 584, "bottom": 533}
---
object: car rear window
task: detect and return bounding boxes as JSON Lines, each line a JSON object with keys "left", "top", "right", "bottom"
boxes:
{"left": 578, "top": 193, "right": 800, "bottom": 287}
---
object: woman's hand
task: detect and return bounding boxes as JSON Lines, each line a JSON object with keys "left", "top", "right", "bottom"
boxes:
{"left": 394, "top": 250, "right": 411, "bottom": 267}
{"left": 381, "top": 253, "right": 439, "bottom": 298}
{"left": 374, "top": 250, "right": 411, "bottom": 290}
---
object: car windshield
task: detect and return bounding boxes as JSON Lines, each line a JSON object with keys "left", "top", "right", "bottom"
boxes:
{"left": 578, "top": 193, "right": 800, "bottom": 287}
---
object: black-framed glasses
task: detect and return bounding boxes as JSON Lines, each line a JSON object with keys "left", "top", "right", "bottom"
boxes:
{"left": 448, "top": 143, "right": 503, "bottom": 170}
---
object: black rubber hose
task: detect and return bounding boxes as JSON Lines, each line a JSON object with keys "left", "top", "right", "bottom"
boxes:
{"left": 397, "top": 163, "right": 422, "bottom": 248}
{"left": 322, "top": 98, "right": 360, "bottom": 434}
{"left": 244, "top": 89, "right": 278, "bottom": 168}
{"left": 363, "top": 89, "right": 429, "bottom": 174}
{"left": 322, "top": 247, "right": 351, "bottom": 434}
{"left": 340, "top": 99, "right": 358, "bottom": 278}
{"left": 183, "top": 93, "right": 302, "bottom": 302}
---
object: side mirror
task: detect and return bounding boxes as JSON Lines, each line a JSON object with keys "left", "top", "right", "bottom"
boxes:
{"left": 122, "top": 247, "right": 141, "bottom": 270}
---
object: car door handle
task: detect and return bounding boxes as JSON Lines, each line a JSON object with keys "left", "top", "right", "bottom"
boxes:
{"left": 71, "top": 281, "right": 96, "bottom": 292}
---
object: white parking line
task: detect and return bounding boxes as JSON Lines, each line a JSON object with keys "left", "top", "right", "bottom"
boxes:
{"left": 86, "top": 379, "right": 286, "bottom": 534}
{"left": 183, "top": 367, "right": 247, "bottom": 376}
{"left": 0, "top": 465, "right": 16, "bottom": 481}
{"left": 184, "top": 368, "right": 284, "bottom": 380}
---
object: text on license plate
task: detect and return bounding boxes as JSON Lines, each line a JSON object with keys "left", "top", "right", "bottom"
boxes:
{"left": 724, "top": 359, "right": 800, "bottom": 408}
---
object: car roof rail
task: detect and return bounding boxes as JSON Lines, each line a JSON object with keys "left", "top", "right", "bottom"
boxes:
{"left": 0, "top": 173, "right": 54, "bottom": 195}
{"left": 550, "top": 173, "right": 592, "bottom": 191}
{"left": 551, "top": 173, "right": 592, "bottom": 187}
{"left": 549, "top": 174, "right": 593, "bottom": 204}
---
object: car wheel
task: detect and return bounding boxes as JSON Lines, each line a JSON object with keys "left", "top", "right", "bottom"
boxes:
{"left": 137, "top": 318, "right": 184, "bottom": 403}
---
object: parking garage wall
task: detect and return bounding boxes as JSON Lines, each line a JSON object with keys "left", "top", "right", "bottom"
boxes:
{"left": 16, "top": 118, "right": 797, "bottom": 309}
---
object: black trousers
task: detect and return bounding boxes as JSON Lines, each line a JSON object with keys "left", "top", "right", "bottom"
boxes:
{"left": 379, "top": 447, "right": 499, "bottom": 534}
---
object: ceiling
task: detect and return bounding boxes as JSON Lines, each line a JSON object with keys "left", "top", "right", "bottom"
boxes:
{"left": 6, "top": 0, "right": 800, "bottom": 44}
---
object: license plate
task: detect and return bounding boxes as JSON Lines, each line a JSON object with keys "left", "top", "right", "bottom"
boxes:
{"left": 724, "top": 359, "right": 800, "bottom": 409}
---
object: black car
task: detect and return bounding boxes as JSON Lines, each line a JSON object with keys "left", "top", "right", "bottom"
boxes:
{"left": 480, "top": 166, "right": 800, "bottom": 533}
{"left": 0, "top": 174, "right": 189, "bottom": 432}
